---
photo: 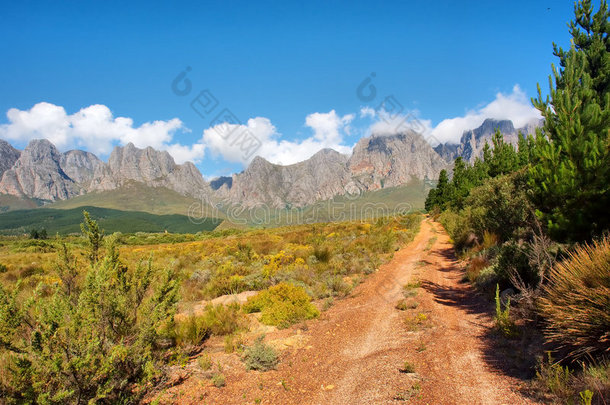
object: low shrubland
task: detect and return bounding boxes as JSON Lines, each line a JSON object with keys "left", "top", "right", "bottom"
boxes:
{"left": 0, "top": 211, "right": 423, "bottom": 401}
{"left": 0, "top": 215, "right": 180, "bottom": 404}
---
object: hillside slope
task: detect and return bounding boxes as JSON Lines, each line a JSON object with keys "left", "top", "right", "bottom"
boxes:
{"left": 0, "top": 206, "right": 222, "bottom": 235}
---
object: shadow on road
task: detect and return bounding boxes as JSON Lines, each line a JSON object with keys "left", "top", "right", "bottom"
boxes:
{"left": 421, "top": 244, "right": 545, "bottom": 387}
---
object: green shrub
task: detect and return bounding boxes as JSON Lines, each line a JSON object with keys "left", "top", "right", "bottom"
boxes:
{"left": 174, "top": 314, "right": 211, "bottom": 346}
{"left": 211, "top": 373, "right": 226, "bottom": 387}
{"left": 438, "top": 209, "right": 471, "bottom": 250}
{"left": 224, "top": 333, "right": 245, "bottom": 353}
{"left": 325, "top": 275, "right": 352, "bottom": 297}
{"left": 495, "top": 242, "right": 537, "bottom": 288}
{"left": 198, "top": 353, "right": 212, "bottom": 370}
{"left": 0, "top": 214, "right": 180, "bottom": 404}
{"left": 174, "top": 303, "right": 247, "bottom": 346}
{"left": 535, "top": 352, "right": 575, "bottom": 401}
{"left": 242, "top": 336, "right": 279, "bottom": 371}
{"left": 464, "top": 172, "right": 534, "bottom": 243}
{"left": 494, "top": 284, "right": 517, "bottom": 338}
{"left": 0, "top": 263, "right": 6, "bottom": 273}
{"left": 313, "top": 246, "right": 331, "bottom": 262}
{"left": 535, "top": 354, "right": 610, "bottom": 405}
{"left": 201, "top": 303, "right": 247, "bottom": 335}
{"left": 539, "top": 236, "right": 610, "bottom": 360}
{"left": 465, "top": 255, "right": 489, "bottom": 283}
{"left": 579, "top": 390, "right": 593, "bottom": 405}
{"left": 400, "top": 360, "right": 415, "bottom": 373}
{"left": 395, "top": 298, "right": 418, "bottom": 311}
{"left": 243, "top": 283, "right": 319, "bottom": 328}
{"left": 473, "top": 266, "right": 498, "bottom": 292}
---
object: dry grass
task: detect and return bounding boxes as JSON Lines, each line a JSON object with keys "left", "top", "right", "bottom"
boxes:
{"left": 465, "top": 255, "right": 489, "bottom": 283}
{"left": 539, "top": 236, "right": 610, "bottom": 360}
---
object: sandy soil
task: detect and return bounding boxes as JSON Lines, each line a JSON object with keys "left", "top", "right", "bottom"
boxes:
{"left": 152, "top": 218, "right": 541, "bottom": 404}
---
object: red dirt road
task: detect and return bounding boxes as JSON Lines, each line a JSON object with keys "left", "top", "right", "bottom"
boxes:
{"left": 154, "top": 218, "right": 540, "bottom": 404}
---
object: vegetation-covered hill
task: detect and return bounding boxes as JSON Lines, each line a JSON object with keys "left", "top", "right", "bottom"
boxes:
{"left": 48, "top": 181, "right": 212, "bottom": 216}
{"left": 0, "top": 206, "right": 222, "bottom": 235}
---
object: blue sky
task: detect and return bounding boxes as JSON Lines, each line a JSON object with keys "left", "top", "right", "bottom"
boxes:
{"left": 0, "top": 0, "right": 574, "bottom": 177}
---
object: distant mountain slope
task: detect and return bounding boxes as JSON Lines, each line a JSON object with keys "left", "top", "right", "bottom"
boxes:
{"left": 268, "top": 180, "right": 429, "bottom": 226}
{"left": 48, "top": 181, "right": 218, "bottom": 216}
{"left": 216, "top": 148, "right": 352, "bottom": 208}
{"left": 90, "top": 143, "right": 212, "bottom": 198}
{"left": 0, "top": 139, "right": 84, "bottom": 200}
{"left": 0, "top": 193, "right": 41, "bottom": 213}
{"left": 0, "top": 139, "right": 20, "bottom": 178}
{"left": 216, "top": 131, "right": 447, "bottom": 208}
{"left": 349, "top": 132, "right": 447, "bottom": 190}
{"left": 0, "top": 140, "right": 212, "bottom": 202}
{"left": 0, "top": 118, "right": 535, "bottom": 216}
{"left": 211, "top": 180, "right": 428, "bottom": 227}
{"left": 0, "top": 206, "right": 222, "bottom": 235}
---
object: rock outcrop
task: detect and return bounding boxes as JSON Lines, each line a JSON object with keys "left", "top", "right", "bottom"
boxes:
{"left": 216, "top": 149, "right": 351, "bottom": 208}
{"left": 348, "top": 131, "right": 448, "bottom": 191}
{"left": 0, "top": 140, "right": 20, "bottom": 178}
{"left": 0, "top": 140, "right": 211, "bottom": 201}
{"left": 91, "top": 143, "right": 211, "bottom": 198}
{"left": 60, "top": 150, "right": 105, "bottom": 188}
{"left": 0, "top": 118, "right": 539, "bottom": 207}
{"left": 215, "top": 131, "right": 448, "bottom": 208}
{"left": 0, "top": 139, "right": 82, "bottom": 200}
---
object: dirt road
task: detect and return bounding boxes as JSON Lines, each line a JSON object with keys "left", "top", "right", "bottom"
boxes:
{"left": 157, "top": 218, "right": 539, "bottom": 404}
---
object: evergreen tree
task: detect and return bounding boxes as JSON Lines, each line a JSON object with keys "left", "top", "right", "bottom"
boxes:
{"left": 529, "top": 0, "right": 610, "bottom": 241}
{"left": 517, "top": 133, "right": 535, "bottom": 167}
{"left": 486, "top": 130, "right": 520, "bottom": 177}
{"left": 425, "top": 169, "right": 452, "bottom": 211}
{"left": 81, "top": 210, "right": 103, "bottom": 266}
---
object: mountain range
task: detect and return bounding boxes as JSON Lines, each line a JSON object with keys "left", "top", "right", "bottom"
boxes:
{"left": 0, "top": 118, "right": 541, "bottom": 212}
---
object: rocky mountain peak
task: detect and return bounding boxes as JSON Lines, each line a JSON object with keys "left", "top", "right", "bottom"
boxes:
{"left": 0, "top": 139, "right": 82, "bottom": 200}
{"left": 60, "top": 150, "right": 105, "bottom": 187}
{"left": 0, "top": 139, "right": 20, "bottom": 177}
{"left": 89, "top": 143, "right": 210, "bottom": 198}
{"left": 435, "top": 118, "right": 542, "bottom": 163}
{"left": 349, "top": 131, "right": 448, "bottom": 190}
{"left": 472, "top": 119, "right": 515, "bottom": 140}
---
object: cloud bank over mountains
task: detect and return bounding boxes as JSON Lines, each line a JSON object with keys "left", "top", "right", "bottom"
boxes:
{"left": 0, "top": 85, "right": 540, "bottom": 172}
{"left": 429, "top": 85, "right": 541, "bottom": 144}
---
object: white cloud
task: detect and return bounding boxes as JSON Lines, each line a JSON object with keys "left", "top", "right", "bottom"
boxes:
{"left": 2, "top": 102, "right": 71, "bottom": 148}
{"left": 369, "top": 109, "right": 433, "bottom": 138}
{"left": 0, "top": 102, "right": 204, "bottom": 164}
{"left": 201, "top": 110, "right": 354, "bottom": 166}
{"left": 430, "top": 85, "right": 541, "bottom": 144}
{"left": 1, "top": 87, "right": 540, "bottom": 171}
{"left": 305, "top": 110, "right": 353, "bottom": 144}
{"left": 359, "top": 106, "right": 375, "bottom": 118}
{"left": 362, "top": 85, "right": 539, "bottom": 146}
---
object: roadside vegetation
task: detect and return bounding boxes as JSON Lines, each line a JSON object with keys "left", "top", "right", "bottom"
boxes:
{"left": 425, "top": 2, "right": 610, "bottom": 403}
{"left": 0, "top": 210, "right": 422, "bottom": 403}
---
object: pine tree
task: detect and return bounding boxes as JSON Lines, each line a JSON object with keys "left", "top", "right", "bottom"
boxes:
{"left": 517, "top": 132, "right": 535, "bottom": 167}
{"left": 486, "top": 130, "right": 520, "bottom": 177}
{"left": 529, "top": 0, "right": 610, "bottom": 241}
{"left": 81, "top": 210, "right": 103, "bottom": 265}
{"left": 425, "top": 169, "right": 452, "bottom": 211}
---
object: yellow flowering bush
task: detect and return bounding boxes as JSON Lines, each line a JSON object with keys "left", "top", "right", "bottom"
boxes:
{"left": 243, "top": 282, "right": 319, "bottom": 328}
